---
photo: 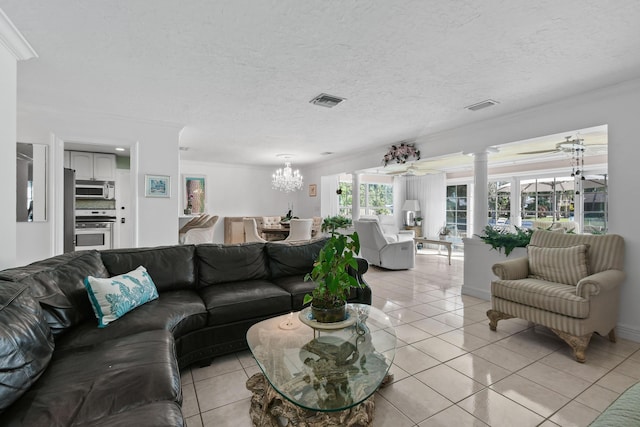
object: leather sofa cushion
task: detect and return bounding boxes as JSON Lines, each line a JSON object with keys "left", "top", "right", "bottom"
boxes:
{"left": 0, "top": 251, "right": 109, "bottom": 336}
{"left": 196, "top": 243, "right": 269, "bottom": 287}
{"left": 266, "top": 238, "right": 328, "bottom": 278}
{"left": 3, "top": 330, "right": 181, "bottom": 425}
{"left": 271, "top": 276, "right": 317, "bottom": 310}
{"left": 55, "top": 290, "right": 207, "bottom": 351}
{"left": 101, "top": 245, "right": 197, "bottom": 292}
{"left": 0, "top": 281, "right": 54, "bottom": 412}
{"left": 199, "top": 279, "right": 291, "bottom": 325}
{"left": 73, "top": 401, "right": 184, "bottom": 427}
{"left": 492, "top": 278, "right": 590, "bottom": 318}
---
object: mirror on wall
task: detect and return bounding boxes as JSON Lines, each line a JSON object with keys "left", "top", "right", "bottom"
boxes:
{"left": 17, "top": 142, "right": 48, "bottom": 222}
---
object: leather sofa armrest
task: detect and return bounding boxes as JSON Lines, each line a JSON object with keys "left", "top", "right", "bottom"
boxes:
{"left": 576, "top": 269, "right": 626, "bottom": 298}
{"left": 347, "top": 258, "right": 369, "bottom": 285}
{"left": 492, "top": 256, "right": 529, "bottom": 280}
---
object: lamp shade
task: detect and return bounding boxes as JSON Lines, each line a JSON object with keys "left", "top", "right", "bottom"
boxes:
{"left": 402, "top": 199, "right": 421, "bottom": 211}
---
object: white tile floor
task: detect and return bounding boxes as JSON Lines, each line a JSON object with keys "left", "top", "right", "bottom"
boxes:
{"left": 181, "top": 248, "right": 640, "bottom": 427}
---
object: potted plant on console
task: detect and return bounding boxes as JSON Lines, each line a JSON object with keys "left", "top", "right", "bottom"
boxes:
{"left": 303, "top": 216, "right": 362, "bottom": 323}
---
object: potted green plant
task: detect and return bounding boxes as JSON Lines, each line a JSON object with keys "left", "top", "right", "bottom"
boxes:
{"left": 303, "top": 216, "right": 362, "bottom": 323}
{"left": 476, "top": 225, "right": 533, "bottom": 256}
{"left": 415, "top": 216, "right": 423, "bottom": 226}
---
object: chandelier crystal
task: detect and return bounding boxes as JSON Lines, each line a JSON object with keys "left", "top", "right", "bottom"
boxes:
{"left": 272, "top": 161, "right": 303, "bottom": 192}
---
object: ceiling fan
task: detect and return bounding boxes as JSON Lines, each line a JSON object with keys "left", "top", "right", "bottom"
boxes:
{"left": 384, "top": 163, "right": 440, "bottom": 176}
{"left": 517, "top": 136, "right": 607, "bottom": 156}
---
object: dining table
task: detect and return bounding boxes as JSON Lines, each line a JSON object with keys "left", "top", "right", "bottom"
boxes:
{"left": 259, "top": 224, "right": 290, "bottom": 240}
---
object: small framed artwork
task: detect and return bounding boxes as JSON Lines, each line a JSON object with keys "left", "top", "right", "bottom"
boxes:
{"left": 309, "top": 184, "right": 317, "bottom": 197}
{"left": 183, "top": 175, "right": 206, "bottom": 214}
{"left": 145, "top": 174, "right": 171, "bottom": 198}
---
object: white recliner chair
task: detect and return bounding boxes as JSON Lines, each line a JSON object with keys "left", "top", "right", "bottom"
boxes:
{"left": 354, "top": 219, "right": 415, "bottom": 270}
{"left": 377, "top": 215, "right": 415, "bottom": 242}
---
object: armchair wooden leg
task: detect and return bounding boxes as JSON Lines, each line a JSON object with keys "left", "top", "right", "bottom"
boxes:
{"left": 486, "top": 309, "right": 515, "bottom": 331}
{"left": 550, "top": 329, "right": 592, "bottom": 363}
{"left": 608, "top": 328, "right": 617, "bottom": 343}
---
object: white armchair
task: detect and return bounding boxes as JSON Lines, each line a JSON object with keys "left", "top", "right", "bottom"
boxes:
{"left": 354, "top": 220, "right": 415, "bottom": 270}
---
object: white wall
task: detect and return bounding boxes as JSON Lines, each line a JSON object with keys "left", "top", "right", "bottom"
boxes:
{"left": 300, "top": 78, "right": 640, "bottom": 341}
{"left": 15, "top": 107, "right": 182, "bottom": 264}
{"left": 180, "top": 160, "right": 303, "bottom": 243}
{"left": 414, "top": 79, "right": 640, "bottom": 341}
{"left": 0, "top": 44, "right": 17, "bottom": 269}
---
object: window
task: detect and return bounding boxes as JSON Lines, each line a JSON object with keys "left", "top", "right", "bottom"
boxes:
{"left": 520, "top": 177, "right": 575, "bottom": 227}
{"left": 337, "top": 180, "right": 352, "bottom": 218}
{"left": 361, "top": 183, "right": 393, "bottom": 216}
{"left": 486, "top": 175, "right": 607, "bottom": 233}
{"left": 582, "top": 174, "right": 607, "bottom": 233}
{"left": 338, "top": 175, "right": 394, "bottom": 217}
{"left": 446, "top": 185, "right": 468, "bottom": 237}
{"left": 488, "top": 181, "right": 511, "bottom": 225}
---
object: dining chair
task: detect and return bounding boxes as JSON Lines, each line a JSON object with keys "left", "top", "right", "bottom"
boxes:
{"left": 244, "top": 218, "right": 267, "bottom": 243}
{"left": 284, "top": 218, "right": 313, "bottom": 242}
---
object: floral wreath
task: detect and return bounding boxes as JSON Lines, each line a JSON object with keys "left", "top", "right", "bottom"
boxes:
{"left": 382, "top": 143, "right": 420, "bottom": 166}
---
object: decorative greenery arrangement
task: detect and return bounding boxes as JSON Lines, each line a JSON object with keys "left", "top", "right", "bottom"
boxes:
{"left": 476, "top": 225, "right": 533, "bottom": 256}
{"left": 382, "top": 142, "right": 420, "bottom": 166}
{"left": 303, "top": 216, "right": 362, "bottom": 309}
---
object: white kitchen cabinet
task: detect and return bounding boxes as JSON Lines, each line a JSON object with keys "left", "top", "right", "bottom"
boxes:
{"left": 69, "top": 151, "right": 116, "bottom": 181}
{"left": 93, "top": 153, "right": 116, "bottom": 180}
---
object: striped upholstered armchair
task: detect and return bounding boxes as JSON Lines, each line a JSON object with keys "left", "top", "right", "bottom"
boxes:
{"left": 487, "top": 229, "right": 625, "bottom": 362}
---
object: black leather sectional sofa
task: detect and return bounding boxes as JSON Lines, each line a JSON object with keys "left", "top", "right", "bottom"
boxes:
{"left": 0, "top": 238, "right": 371, "bottom": 426}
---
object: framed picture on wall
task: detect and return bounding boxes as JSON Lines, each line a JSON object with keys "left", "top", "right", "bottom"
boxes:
{"left": 145, "top": 174, "right": 170, "bottom": 198}
{"left": 309, "top": 184, "right": 317, "bottom": 197}
{"left": 183, "top": 175, "right": 206, "bottom": 214}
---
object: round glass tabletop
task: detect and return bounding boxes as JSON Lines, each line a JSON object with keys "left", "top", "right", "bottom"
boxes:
{"left": 246, "top": 303, "right": 396, "bottom": 412}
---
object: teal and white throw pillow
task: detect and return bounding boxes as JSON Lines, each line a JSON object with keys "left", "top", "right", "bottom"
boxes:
{"left": 84, "top": 266, "right": 159, "bottom": 327}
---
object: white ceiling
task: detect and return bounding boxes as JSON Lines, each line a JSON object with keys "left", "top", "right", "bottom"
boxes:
{"left": 3, "top": 1, "right": 640, "bottom": 166}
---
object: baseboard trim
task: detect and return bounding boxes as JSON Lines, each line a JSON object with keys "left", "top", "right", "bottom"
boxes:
{"left": 616, "top": 323, "right": 640, "bottom": 343}
{"left": 461, "top": 285, "right": 490, "bottom": 301}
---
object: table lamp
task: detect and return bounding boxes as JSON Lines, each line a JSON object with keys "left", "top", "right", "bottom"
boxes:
{"left": 402, "top": 199, "right": 421, "bottom": 226}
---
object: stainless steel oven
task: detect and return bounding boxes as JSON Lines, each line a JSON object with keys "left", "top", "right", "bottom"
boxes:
{"left": 75, "top": 209, "right": 116, "bottom": 251}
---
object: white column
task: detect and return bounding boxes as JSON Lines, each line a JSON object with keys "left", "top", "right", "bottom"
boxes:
{"left": 510, "top": 176, "right": 522, "bottom": 227}
{"left": 472, "top": 151, "right": 489, "bottom": 236}
{"left": 351, "top": 173, "right": 361, "bottom": 221}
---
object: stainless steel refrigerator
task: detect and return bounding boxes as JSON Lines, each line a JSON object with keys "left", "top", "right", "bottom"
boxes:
{"left": 63, "top": 168, "right": 75, "bottom": 253}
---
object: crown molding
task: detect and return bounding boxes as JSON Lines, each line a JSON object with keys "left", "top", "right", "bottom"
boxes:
{"left": 0, "top": 8, "right": 37, "bottom": 60}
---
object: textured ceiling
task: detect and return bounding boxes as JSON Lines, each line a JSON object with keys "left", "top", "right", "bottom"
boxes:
{"left": 3, "top": 1, "right": 640, "bottom": 166}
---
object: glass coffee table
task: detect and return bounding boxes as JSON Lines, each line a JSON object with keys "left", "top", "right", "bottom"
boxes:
{"left": 246, "top": 304, "right": 396, "bottom": 426}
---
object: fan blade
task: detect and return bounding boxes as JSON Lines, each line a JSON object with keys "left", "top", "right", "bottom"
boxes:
{"left": 517, "top": 149, "right": 558, "bottom": 155}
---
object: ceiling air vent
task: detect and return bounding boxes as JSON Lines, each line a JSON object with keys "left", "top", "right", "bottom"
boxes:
{"left": 310, "top": 93, "right": 346, "bottom": 108}
{"left": 465, "top": 99, "right": 499, "bottom": 111}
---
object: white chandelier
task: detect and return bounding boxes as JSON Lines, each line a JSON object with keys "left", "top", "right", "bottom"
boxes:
{"left": 272, "top": 159, "right": 303, "bottom": 192}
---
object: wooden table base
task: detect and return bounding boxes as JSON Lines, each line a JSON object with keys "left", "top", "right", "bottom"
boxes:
{"left": 246, "top": 372, "right": 392, "bottom": 427}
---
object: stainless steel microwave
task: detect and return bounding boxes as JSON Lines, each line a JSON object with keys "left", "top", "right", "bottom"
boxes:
{"left": 75, "top": 180, "right": 115, "bottom": 199}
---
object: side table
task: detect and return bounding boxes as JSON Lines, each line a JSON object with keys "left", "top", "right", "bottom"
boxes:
{"left": 404, "top": 225, "right": 422, "bottom": 238}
